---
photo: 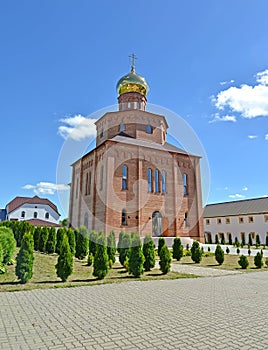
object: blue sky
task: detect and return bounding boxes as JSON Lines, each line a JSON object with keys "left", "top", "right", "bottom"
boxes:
{"left": 1, "top": 0, "right": 268, "bottom": 217}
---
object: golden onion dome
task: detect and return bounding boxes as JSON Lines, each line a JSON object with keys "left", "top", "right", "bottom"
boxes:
{"left": 116, "top": 67, "right": 149, "bottom": 96}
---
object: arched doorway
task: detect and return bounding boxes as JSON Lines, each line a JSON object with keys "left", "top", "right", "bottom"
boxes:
{"left": 152, "top": 211, "right": 162, "bottom": 237}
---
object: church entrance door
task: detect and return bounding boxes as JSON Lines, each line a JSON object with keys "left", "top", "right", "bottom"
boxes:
{"left": 152, "top": 211, "right": 162, "bottom": 237}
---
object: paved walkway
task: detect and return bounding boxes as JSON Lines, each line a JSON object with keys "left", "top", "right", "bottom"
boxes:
{"left": 168, "top": 262, "right": 241, "bottom": 277}
{"left": 1, "top": 271, "right": 268, "bottom": 350}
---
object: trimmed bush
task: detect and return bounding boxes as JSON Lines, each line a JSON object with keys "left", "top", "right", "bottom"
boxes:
{"left": 0, "top": 226, "right": 16, "bottom": 265}
{"left": 0, "top": 242, "right": 5, "bottom": 274}
{"left": 38, "top": 227, "right": 49, "bottom": 252}
{"left": 55, "top": 233, "right": 73, "bottom": 282}
{"left": 15, "top": 232, "right": 34, "bottom": 284}
{"left": 89, "top": 231, "right": 98, "bottom": 256}
{"left": 143, "top": 235, "right": 155, "bottom": 271}
{"left": 87, "top": 252, "right": 93, "bottom": 266}
{"left": 93, "top": 234, "right": 109, "bottom": 279}
{"left": 119, "top": 232, "right": 131, "bottom": 266}
{"left": 158, "top": 237, "right": 165, "bottom": 256}
{"left": 234, "top": 237, "right": 240, "bottom": 247}
{"left": 172, "top": 237, "right": 183, "bottom": 261}
{"left": 215, "top": 244, "right": 224, "bottom": 265}
{"left": 248, "top": 248, "right": 251, "bottom": 256}
{"left": 46, "top": 227, "right": 56, "bottom": 254}
{"left": 128, "top": 234, "right": 145, "bottom": 277}
{"left": 33, "top": 226, "right": 41, "bottom": 251}
{"left": 75, "top": 226, "right": 89, "bottom": 260}
{"left": 220, "top": 236, "right": 225, "bottom": 245}
{"left": 248, "top": 233, "right": 253, "bottom": 247}
{"left": 256, "top": 234, "right": 260, "bottom": 248}
{"left": 191, "top": 241, "right": 202, "bottom": 264}
{"left": 254, "top": 252, "right": 263, "bottom": 268}
{"left": 107, "top": 231, "right": 116, "bottom": 264}
{"left": 238, "top": 255, "right": 249, "bottom": 269}
{"left": 215, "top": 235, "right": 219, "bottom": 244}
{"left": 236, "top": 248, "right": 240, "bottom": 255}
{"left": 266, "top": 235, "right": 268, "bottom": 248}
{"left": 159, "top": 243, "right": 171, "bottom": 274}
{"left": 56, "top": 228, "right": 66, "bottom": 254}
{"left": 67, "top": 228, "right": 76, "bottom": 256}
{"left": 241, "top": 234, "right": 245, "bottom": 247}
{"left": 228, "top": 233, "right": 232, "bottom": 245}
{"left": 226, "top": 247, "right": 230, "bottom": 254}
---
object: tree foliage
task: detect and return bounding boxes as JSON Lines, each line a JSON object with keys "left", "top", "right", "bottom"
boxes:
{"left": 215, "top": 244, "right": 224, "bottom": 265}
{"left": 128, "top": 234, "right": 144, "bottom": 277}
{"left": 248, "top": 233, "right": 253, "bottom": 246}
{"left": 56, "top": 228, "right": 66, "bottom": 254}
{"left": 159, "top": 243, "right": 171, "bottom": 274}
{"left": 0, "top": 226, "right": 16, "bottom": 265}
{"left": 107, "top": 231, "right": 116, "bottom": 264}
{"left": 15, "top": 232, "right": 34, "bottom": 284}
{"left": 143, "top": 235, "right": 155, "bottom": 271}
{"left": 38, "top": 227, "right": 49, "bottom": 252}
{"left": 254, "top": 252, "right": 263, "bottom": 268}
{"left": 89, "top": 231, "right": 98, "bottom": 256}
{"left": 158, "top": 237, "right": 165, "bottom": 256}
{"left": 55, "top": 233, "right": 73, "bottom": 282}
{"left": 119, "top": 232, "right": 131, "bottom": 266}
{"left": 238, "top": 255, "right": 249, "bottom": 269}
{"left": 93, "top": 234, "right": 109, "bottom": 279}
{"left": 67, "top": 228, "right": 76, "bottom": 256}
{"left": 172, "top": 237, "right": 183, "bottom": 261}
{"left": 75, "top": 226, "right": 89, "bottom": 260}
{"left": 191, "top": 241, "right": 202, "bottom": 263}
{"left": 46, "top": 227, "right": 57, "bottom": 254}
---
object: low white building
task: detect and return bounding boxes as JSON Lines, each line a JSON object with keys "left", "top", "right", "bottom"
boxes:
{"left": 5, "top": 195, "right": 61, "bottom": 226}
{"left": 203, "top": 197, "right": 268, "bottom": 245}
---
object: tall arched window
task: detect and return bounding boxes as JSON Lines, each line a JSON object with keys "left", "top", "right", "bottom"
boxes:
{"left": 122, "top": 165, "right": 127, "bottom": 190}
{"left": 34, "top": 212, "right": 38, "bottom": 219}
{"left": 148, "top": 168, "right": 152, "bottom": 192}
{"left": 21, "top": 211, "right": 25, "bottom": 218}
{"left": 121, "top": 209, "right": 127, "bottom": 226}
{"left": 155, "top": 169, "right": 160, "bottom": 193}
{"left": 162, "top": 170, "right": 166, "bottom": 193}
{"left": 183, "top": 173, "right": 188, "bottom": 196}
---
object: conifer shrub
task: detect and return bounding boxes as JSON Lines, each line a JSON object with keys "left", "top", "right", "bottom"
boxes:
{"left": 158, "top": 237, "right": 165, "bottom": 256}
{"left": 254, "top": 252, "right": 263, "bottom": 268}
{"left": 33, "top": 226, "right": 41, "bottom": 251}
{"left": 67, "top": 228, "right": 76, "bottom": 256}
{"left": 236, "top": 248, "right": 240, "bottom": 255}
{"left": 265, "top": 257, "right": 268, "bottom": 267}
{"left": 215, "top": 244, "right": 224, "bottom": 265}
{"left": 172, "top": 237, "right": 183, "bottom": 261}
{"left": 143, "top": 235, "right": 155, "bottom": 271}
{"left": 256, "top": 234, "right": 260, "bottom": 248}
{"left": 0, "top": 242, "right": 5, "bottom": 274}
{"left": 38, "top": 227, "right": 49, "bottom": 252}
{"left": 159, "top": 243, "right": 171, "bottom": 274}
{"left": 248, "top": 233, "right": 253, "bottom": 247}
{"left": 75, "top": 226, "right": 89, "bottom": 260}
{"left": 107, "top": 231, "right": 116, "bottom": 264}
{"left": 248, "top": 248, "right": 251, "bottom": 256}
{"left": 238, "top": 255, "right": 249, "bottom": 269}
{"left": 55, "top": 233, "right": 73, "bottom": 282}
{"left": 0, "top": 226, "right": 16, "bottom": 265}
{"left": 117, "top": 231, "right": 124, "bottom": 254}
{"left": 215, "top": 235, "right": 219, "bottom": 244}
{"left": 208, "top": 246, "right": 211, "bottom": 252}
{"left": 56, "top": 228, "right": 66, "bottom": 254}
{"left": 234, "top": 237, "right": 240, "bottom": 247}
{"left": 241, "top": 234, "right": 245, "bottom": 247}
{"left": 93, "top": 234, "right": 109, "bottom": 279}
{"left": 266, "top": 235, "right": 268, "bottom": 248}
{"left": 186, "top": 243, "right": 190, "bottom": 251}
{"left": 87, "top": 252, "right": 93, "bottom": 266}
{"left": 89, "top": 231, "right": 98, "bottom": 256}
{"left": 226, "top": 247, "right": 230, "bottom": 254}
{"left": 119, "top": 232, "right": 131, "bottom": 266}
{"left": 128, "top": 234, "right": 145, "bottom": 277}
{"left": 228, "top": 233, "right": 232, "bottom": 245}
{"left": 15, "top": 232, "right": 34, "bottom": 284}
{"left": 220, "top": 236, "right": 225, "bottom": 245}
{"left": 191, "top": 241, "right": 202, "bottom": 263}
{"left": 46, "top": 227, "right": 57, "bottom": 254}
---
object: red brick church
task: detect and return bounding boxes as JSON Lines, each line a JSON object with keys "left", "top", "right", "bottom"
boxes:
{"left": 69, "top": 59, "right": 204, "bottom": 242}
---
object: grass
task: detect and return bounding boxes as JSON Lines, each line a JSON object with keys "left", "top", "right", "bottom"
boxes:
{"left": 171, "top": 253, "right": 268, "bottom": 272}
{"left": 0, "top": 249, "right": 196, "bottom": 292}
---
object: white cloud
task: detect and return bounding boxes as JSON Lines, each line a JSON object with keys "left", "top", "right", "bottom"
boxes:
{"left": 58, "top": 114, "right": 97, "bottom": 141}
{"left": 209, "top": 114, "right": 237, "bottom": 123}
{"left": 213, "top": 69, "right": 268, "bottom": 119}
{"left": 220, "top": 79, "right": 235, "bottom": 86}
{"left": 23, "top": 182, "right": 69, "bottom": 195}
{"left": 229, "top": 194, "right": 245, "bottom": 199}
{"left": 265, "top": 134, "right": 268, "bottom": 140}
{"left": 248, "top": 135, "right": 258, "bottom": 139}
{"left": 242, "top": 186, "right": 248, "bottom": 191}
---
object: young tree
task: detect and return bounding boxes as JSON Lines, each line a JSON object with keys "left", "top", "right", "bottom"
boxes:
{"left": 215, "top": 244, "right": 224, "bottom": 265}
{"left": 228, "top": 233, "right": 232, "bottom": 245}
{"left": 55, "top": 233, "right": 73, "bottom": 282}
{"left": 0, "top": 226, "right": 16, "bottom": 265}
{"left": 158, "top": 237, "right": 165, "bottom": 256}
{"left": 128, "top": 234, "right": 145, "bottom": 277}
{"left": 248, "top": 233, "right": 253, "bottom": 247}
{"left": 220, "top": 235, "right": 225, "bottom": 245}
{"left": 75, "top": 226, "right": 89, "bottom": 260}
{"left": 266, "top": 235, "right": 268, "bottom": 248}
{"left": 33, "top": 226, "right": 41, "bottom": 251}
{"left": 56, "top": 228, "right": 66, "bottom": 254}
{"left": 254, "top": 252, "right": 263, "bottom": 268}
{"left": 15, "top": 232, "right": 34, "bottom": 284}
{"left": 215, "top": 234, "right": 219, "bottom": 244}
{"left": 0, "top": 242, "right": 5, "bottom": 274}
{"left": 159, "top": 243, "right": 171, "bottom": 274}
{"left": 241, "top": 234, "right": 245, "bottom": 247}
{"left": 238, "top": 255, "right": 249, "bottom": 269}
{"left": 117, "top": 231, "right": 124, "bottom": 254}
{"left": 226, "top": 247, "right": 230, "bottom": 254}
{"left": 89, "top": 231, "right": 98, "bottom": 256}
{"left": 38, "top": 227, "right": 49, "bottom": 252}
{"left": 248, "top": 248, "right": 251, "bottom": 256}
{"left": 256, "top": 234, "right": 260, "bottom": 248}
{"left": 107, "top": 231, "right": 116, "bottom": 264}
{"left": 191, "top": 241, "right": 202, "bottom": 263}
{"left": 93, "top": 234, "right": 109, "bottom": 279}
{"left": 236, "top": 248, "right": 240, "bottom": 255}
{"left": 143, "top": 235, "right": 155, "bottom": 271}
{"left": 119, "top": 232, "right": 131, "bottom": 266}
{"left": 172, "top": 237, "right": 183, "bottom": 261}
{"left": 46, "top": 227, "right": 56, "bottom": 254}
{"left": 87, "top": 252, "right": 93, "bottom": 266}
{"left": 67, "top": 228, "right": 76, "bottom": 256}
{"left": 234, "top": 237, "right": 240, "bottom": 247}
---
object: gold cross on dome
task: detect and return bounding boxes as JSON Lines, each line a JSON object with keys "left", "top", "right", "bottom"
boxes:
{"left": 129, "top": 53, "right": 137, "bottom": 72}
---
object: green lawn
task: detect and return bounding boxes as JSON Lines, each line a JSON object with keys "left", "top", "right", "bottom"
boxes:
{"left": 0, "top": 249, "right": 197, "bottom": 292}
